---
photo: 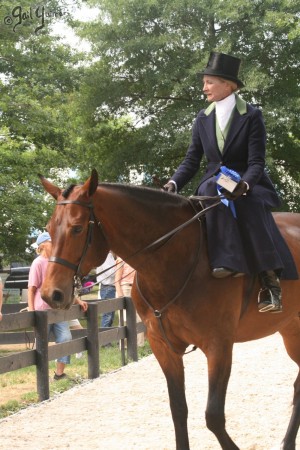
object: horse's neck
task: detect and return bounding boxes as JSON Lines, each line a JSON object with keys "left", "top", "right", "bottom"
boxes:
{"left": 94, "top": 186, "right": 196, "bottom": 272}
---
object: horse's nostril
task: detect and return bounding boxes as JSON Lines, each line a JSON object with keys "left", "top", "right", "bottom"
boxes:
{"left": 52, "top": 290, "right": 64, "bottom": 303}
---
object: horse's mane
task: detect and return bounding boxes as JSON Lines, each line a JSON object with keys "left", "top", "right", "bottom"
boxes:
{"left": 98, "top": 182, "right": 190, "bottom": 208}
{"left": 61, "top": 180, "right": 190, "bottom": 208}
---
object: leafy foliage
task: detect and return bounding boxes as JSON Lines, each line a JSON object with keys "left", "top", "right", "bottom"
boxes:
{"left": 76, "top": 0, "right": 300, "bottom": 200}
{"left": 0, "top": 0, "right": 83, "bottom": 262}
{"left": 0, "top": 0, "right": 299, "bottom": 262}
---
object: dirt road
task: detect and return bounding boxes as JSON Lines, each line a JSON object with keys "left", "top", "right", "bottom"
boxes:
{"left": 0, "top": 333, "right": 299, "bottom": 449}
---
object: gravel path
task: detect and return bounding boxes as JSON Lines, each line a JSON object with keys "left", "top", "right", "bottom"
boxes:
{"left": 0, "top": 333, "right": 299, "bottom": 450}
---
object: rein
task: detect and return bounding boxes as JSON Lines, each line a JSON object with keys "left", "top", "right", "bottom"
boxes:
{"left": 135, "top": 212, "right": 203, "bottom": 356}
{"left": 135, "top": 196, "right": 221, "bottom": 356}
{"left": 50, "top": 193, "right": 222, "bottom": 354}
{"left": 50, "top": 195, "right": 221, "bottom": 280}
{"left": 48, "top": 200, "right": 95, "bottom": 279}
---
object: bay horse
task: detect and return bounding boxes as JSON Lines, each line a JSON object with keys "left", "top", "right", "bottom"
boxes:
{"left": 40, "top": 169, "right": 300, "bottom": 450}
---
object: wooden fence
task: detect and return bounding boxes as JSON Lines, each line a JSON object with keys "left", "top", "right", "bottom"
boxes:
{"left": 0, "top": 297, "right": 146, "bottom": 402}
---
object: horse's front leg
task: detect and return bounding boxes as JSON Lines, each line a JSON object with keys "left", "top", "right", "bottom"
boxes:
{"left": 148, "top": 333, "right": 190, "bottom": 450}
{"left": 205, "top": 341, "right": 240, "bottom": 450}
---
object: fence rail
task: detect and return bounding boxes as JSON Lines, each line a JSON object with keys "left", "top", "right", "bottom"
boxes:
{"left": 0, "top": 297, "right": 146, "bottom": 401}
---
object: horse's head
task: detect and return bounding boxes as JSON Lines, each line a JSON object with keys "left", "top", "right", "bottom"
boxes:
{"left": 39, "top": 169, "right": 109, "bottom": 309}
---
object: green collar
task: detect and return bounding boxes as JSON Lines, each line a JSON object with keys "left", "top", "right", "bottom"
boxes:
{"left": 204, "top": 94, "right": 247, "bottom": 116}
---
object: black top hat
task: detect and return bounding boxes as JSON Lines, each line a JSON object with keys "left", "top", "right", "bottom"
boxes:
{"left": 199, "top": 52, "right": 244, "bottom": 88}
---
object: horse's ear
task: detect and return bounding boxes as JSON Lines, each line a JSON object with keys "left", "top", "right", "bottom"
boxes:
{"left": 83, "top": 169, "right": 98, "bottom": 197}
{"left": 38, "top": 174, "right": 61, "bottom": 200}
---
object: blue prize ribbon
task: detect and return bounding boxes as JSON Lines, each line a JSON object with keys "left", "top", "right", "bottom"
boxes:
{"left": 216, "top": 166, "right": 241, "bottom": 218}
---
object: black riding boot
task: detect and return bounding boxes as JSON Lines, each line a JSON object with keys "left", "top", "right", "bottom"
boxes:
{"left": 258, "top": 270, "right": 282, "bottom": 313}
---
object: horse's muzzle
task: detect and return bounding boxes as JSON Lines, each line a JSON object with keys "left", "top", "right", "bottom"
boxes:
{"left": 41, "top": 284, "right": 73, "bottom": 310}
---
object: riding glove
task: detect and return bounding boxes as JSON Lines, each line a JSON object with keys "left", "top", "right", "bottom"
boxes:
{"left": 223, "top": 180, "right": 248, "bottom": 200}
{"left": 163, "top": 181, "right": 177, "bottom": 193}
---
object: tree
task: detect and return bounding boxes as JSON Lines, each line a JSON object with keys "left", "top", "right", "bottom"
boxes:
{"left": 0, "top": 0, "right": 299, "bottom": 261}
{"left": 75, "top": 0, "right": 300, "bottom": 204}
{"left": 0, "top": 0, "right": 84, "bottom": 262}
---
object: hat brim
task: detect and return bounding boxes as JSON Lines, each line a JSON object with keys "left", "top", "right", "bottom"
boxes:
{"left": 198, "top": 69, "right": 245, "bottom": 88}
{"left": 36, "top": 238, "right": 51, "bottom": 246}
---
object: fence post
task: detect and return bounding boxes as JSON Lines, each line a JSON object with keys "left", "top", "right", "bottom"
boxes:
{"left": 86, "top": 302, "right": 100, "bottom": 379}
{"left": 125, "top": 297, "right": 138, "bottom": 362}
{"left": 35, "top": 310, "right": 49, "bottom": 402}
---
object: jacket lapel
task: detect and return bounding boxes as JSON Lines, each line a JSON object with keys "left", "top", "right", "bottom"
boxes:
{"left": 222, "top": 111, "right": 248, "bottom": 155}
{"left": 199, "top": 106, "right": 221, "bottom": 158}
{"left": 199, "top": 95, "right": 248, "bottom": 158}
{"left": 222, "top": 96, "right": 248, "bottom": 155}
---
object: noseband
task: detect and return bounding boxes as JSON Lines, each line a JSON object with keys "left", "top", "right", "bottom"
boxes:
{"left": 48, "top": 200, "right": 96, "bottom": 279}
{"left": 49, "top": 195, "right": 221, "bottom": 279}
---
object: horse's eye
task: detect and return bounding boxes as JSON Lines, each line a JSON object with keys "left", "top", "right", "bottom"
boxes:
{"left": 73, "top": 225, "right": 83, "bottom": 234}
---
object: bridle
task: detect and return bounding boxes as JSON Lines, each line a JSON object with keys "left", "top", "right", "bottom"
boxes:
{"left": 49, "top": 194, "right": 221, "bottom": 279}
{"left": 49, "top": 194, "right": 222, "bottom": 354}
{"left": 48, "top": 200, "right": 96, "bottom": 282}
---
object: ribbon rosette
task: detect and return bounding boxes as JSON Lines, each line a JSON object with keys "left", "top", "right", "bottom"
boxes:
{"left": 216, "top": 166, "right": 241, "bottom": 218}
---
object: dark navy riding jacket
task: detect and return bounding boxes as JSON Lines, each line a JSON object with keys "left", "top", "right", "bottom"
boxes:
{"left": 171, "top": 95, "right": 280, "bottom": 209}
{"left": 170, "top": 95, "right": 298, "bottom": 279}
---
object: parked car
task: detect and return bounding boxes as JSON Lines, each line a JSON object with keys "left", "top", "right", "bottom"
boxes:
{"left": 4, "top": 262, "right": 30, "bottom": 291}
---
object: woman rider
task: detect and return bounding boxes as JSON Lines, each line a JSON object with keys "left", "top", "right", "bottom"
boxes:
{"left": 164, "top": 52, "right": 298, "bottom": 313}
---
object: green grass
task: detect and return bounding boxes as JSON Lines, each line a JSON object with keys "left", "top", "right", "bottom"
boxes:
{"left": 0, "top": 400, "right": 20, "bottom": 416}
{"left": 0, "top": 341, "right": 152, "bottom": 419}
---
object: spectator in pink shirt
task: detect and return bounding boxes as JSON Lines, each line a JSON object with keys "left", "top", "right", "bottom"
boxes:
{"left": 28, "top": 232, "right": 82, "bottom": 380}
